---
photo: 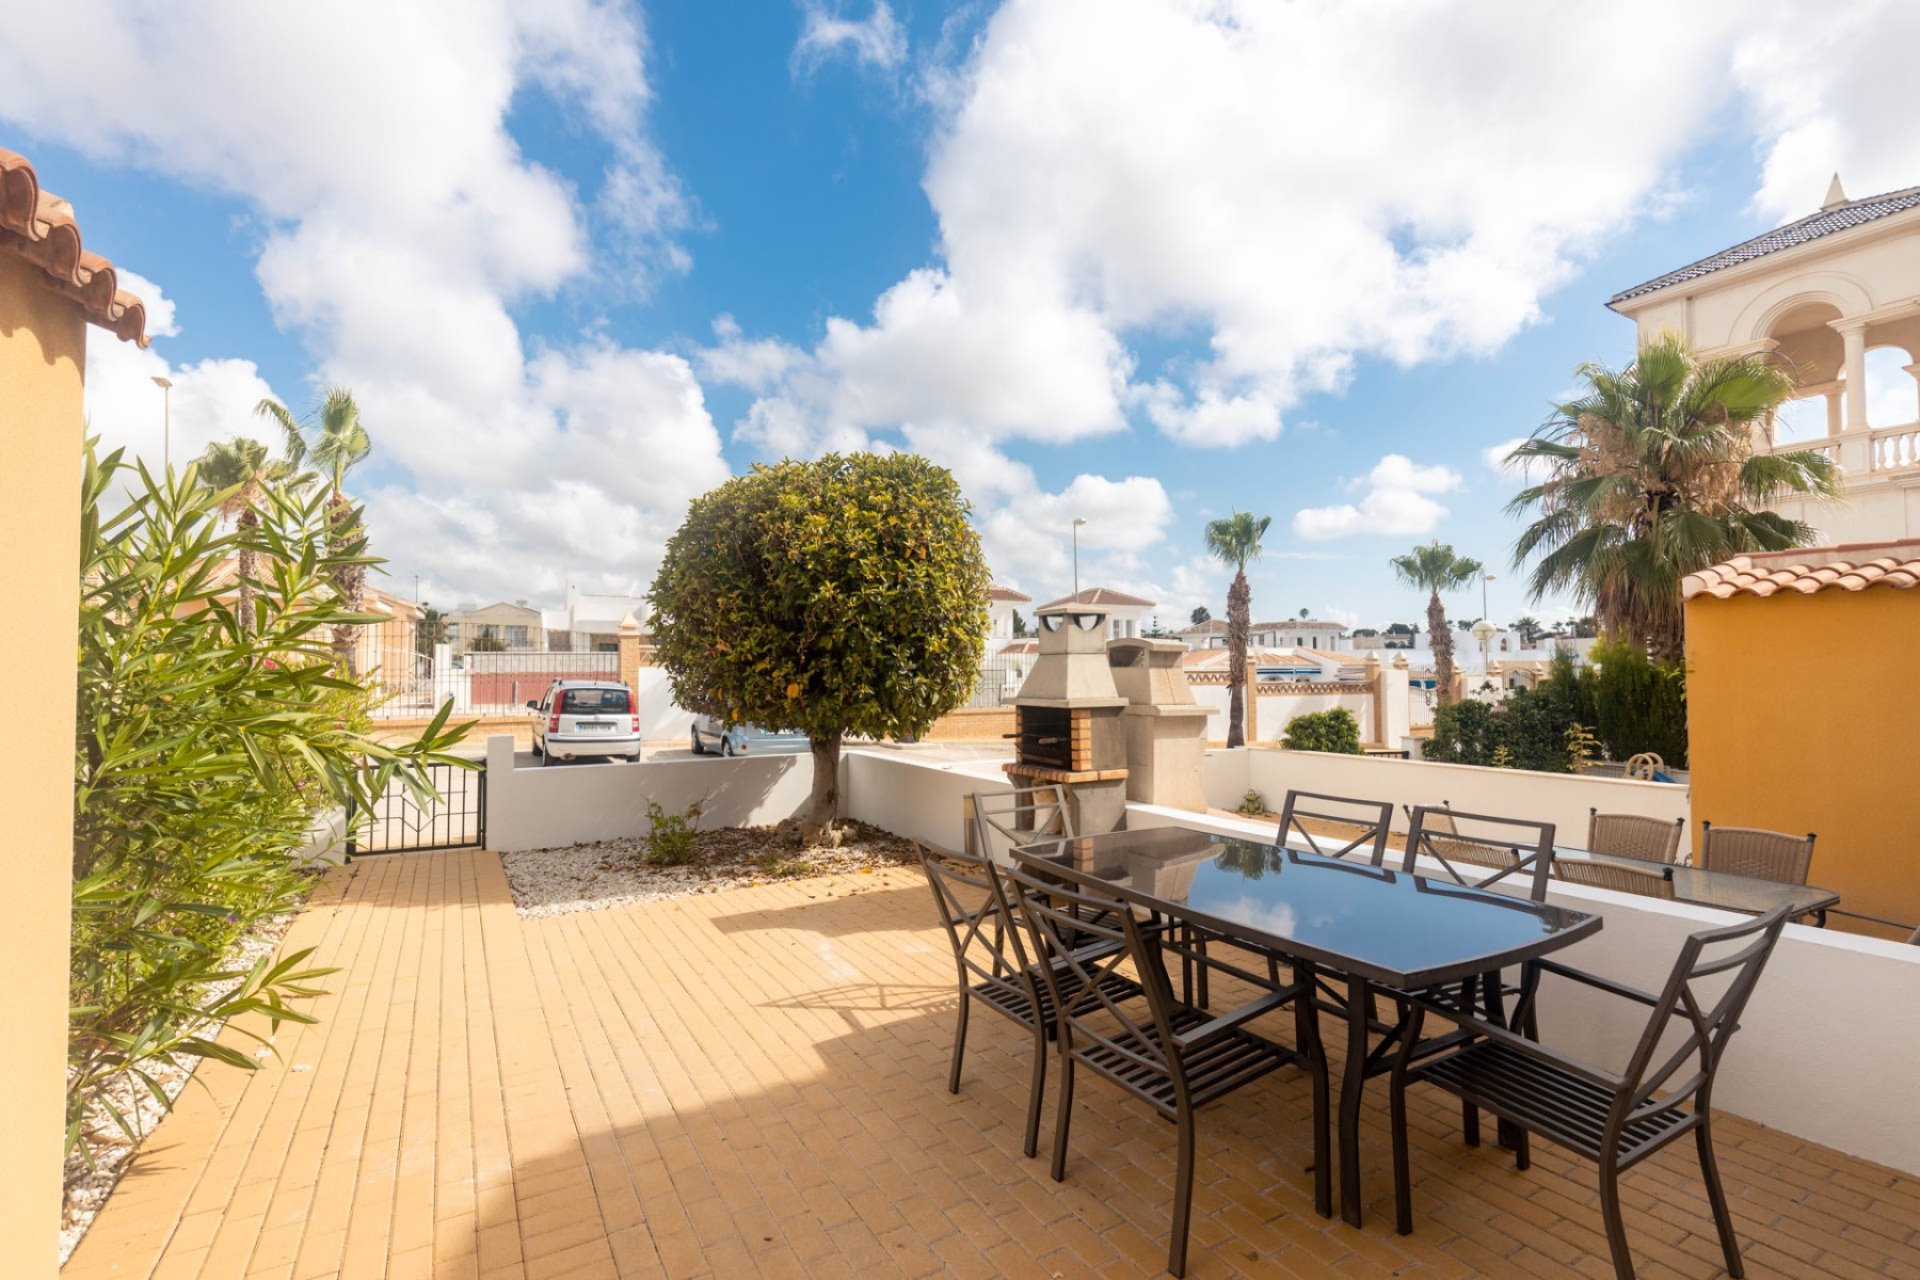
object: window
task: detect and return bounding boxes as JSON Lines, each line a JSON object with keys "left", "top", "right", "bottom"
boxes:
{"left": 560, "top": 687, "right": 631, "bottom": 713}
{"left": 506, "top": 625, "right": 529, "bottom": 646}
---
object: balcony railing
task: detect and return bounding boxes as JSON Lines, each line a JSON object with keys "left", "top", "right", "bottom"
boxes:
{"left": 1768, "top": 421, "right": 1920, "bottom": 479}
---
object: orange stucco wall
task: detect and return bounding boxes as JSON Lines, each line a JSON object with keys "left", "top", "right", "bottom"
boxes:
{"left": 0, "top": 250, "right": 88, "bottom": 1277}
{"left": 1687, "top": 588, "right": 1920, "bottom": 936}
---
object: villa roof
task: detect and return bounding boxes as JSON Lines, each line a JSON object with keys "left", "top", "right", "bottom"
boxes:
{"left": 1682, "top": 541, "right": 1920, "bottom": 600}
{"left": 1252, "top": 618, "right": 1350, "bottom": 632}
{"left": 1039, "top": 586, "right": 1157, "bottom": 610}
{"left": 987, "top": 584, "right": 1031, "bottom": 603}
{"left": 1176, "top": 619, "right": 1227, "bottom": 635}
{"left": 1609, "top": 179, "right": 1920, "bottom": 307}
{"left": 0, "top": 148, "right": 149, "bottom": 345}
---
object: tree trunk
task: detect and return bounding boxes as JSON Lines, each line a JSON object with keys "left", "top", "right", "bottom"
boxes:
{"left": 1225, "top": 569, "right": 1250, "bottom": 748}
{"left": 235, "top": 508, "right": 258, "bottom": 637}
{"left": 1428, "top": 591, "right": 1455, "bottom": 705}
{"left": 804, "top": 733, "right": 842, "bottom": 842}
{"left": 327, "top": 490, "right": 366, "bottom": 675}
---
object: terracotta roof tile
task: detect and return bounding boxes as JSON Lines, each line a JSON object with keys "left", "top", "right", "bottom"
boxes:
{"left": 1039, "top": 585, "right": 1157, "bottom": 610}
{"left": 1682, "top": 542, "right": 1920, "bottom": 600}
{"left": 0, "top": 148, "right": 148, "bottom": 345}
{"left": 986, "top": 584, "right": 1032, "bottom": 603}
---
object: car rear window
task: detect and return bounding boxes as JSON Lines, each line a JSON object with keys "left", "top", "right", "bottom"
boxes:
{"left": 558, "top": 688, "right": 630, "bottom": 714}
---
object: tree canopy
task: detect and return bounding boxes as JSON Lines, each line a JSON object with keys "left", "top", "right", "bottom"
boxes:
{"left": 1390, "top": 541, "right": 1481, "bottom": 705}
{"left": 1506, "top": 332, "right": 1836, "bottom": 660}
{"left": 649, "top": 453, "right": 989, "bottom": 833}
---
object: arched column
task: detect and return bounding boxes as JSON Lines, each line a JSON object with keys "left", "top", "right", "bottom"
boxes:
{"left": 1833, "top": 319, "right": 1870, "bottom": 431}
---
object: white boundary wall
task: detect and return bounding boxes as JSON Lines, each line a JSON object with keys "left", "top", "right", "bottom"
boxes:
{"left": 483, "top": 735, "right": 813, "bottom": 851}
{"left": 1205, "top": 747, "right": 1692, "bottom": 858}
{"left": 1125, "top": 804, "right": 1920, "bottom": 1177}
{"left": 839, "top": 749, "right": 1013, "bottom": 852}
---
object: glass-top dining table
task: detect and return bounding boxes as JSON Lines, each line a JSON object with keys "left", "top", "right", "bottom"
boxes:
{"left": 1553, "top": 846, "right": 1841, "bottom": 918}
{"left": 1013, "top": 825, "right": 1602, "bottom": 1228}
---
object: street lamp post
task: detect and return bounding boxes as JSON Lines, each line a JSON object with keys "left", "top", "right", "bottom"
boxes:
{"left": 151, "top": 375, "right": 173, "bottom": 468}
{"left": 1481, "top": 570, "right": 1497, "bottom": 626}
{"left": 1072, "top": 517, "right": 1087, "bottom": 596}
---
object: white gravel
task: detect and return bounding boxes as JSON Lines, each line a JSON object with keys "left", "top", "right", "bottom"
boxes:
{"left": 501, "top": 822, "right": 917, "bottom": 919}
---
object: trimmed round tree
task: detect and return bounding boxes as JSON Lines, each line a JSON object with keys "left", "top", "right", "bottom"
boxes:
{"left": 649, "top": 453, "right": 989, "bottom": 836}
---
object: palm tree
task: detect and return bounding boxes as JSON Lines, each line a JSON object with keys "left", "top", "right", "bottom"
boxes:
{"left": 1506, "top": 332, "right": 1838, "bottom": 661}
{"left": 1513, "top": 615, "right": 1544, "bottom": 647}
{"left": 1203, "top": 511, "right": 1271, "bottom": 748}
{"left": 1390, "top": 542, "right": 1483, "bottom": 705}
{"left": 256, "top": 389, "right": 373, "bottom": 671}
{"left": 195, "top": 436, "right": 291, "bottom": 636}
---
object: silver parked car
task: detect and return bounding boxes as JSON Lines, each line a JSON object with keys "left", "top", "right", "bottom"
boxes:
{"left": 689, "top": 715, "right": 808, "bottom": 757}
{"left": 528, "top": 680, "right": 642, "bottom": 764}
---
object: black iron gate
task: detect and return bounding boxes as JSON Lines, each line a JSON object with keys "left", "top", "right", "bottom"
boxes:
{"left": 347, "top": 761, "right": 486, "bottom": 854}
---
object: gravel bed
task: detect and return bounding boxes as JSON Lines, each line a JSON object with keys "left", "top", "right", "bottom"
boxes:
{"left": 502, "top": 819, "right": 920, "bottom": 918}
{"left": 61, "top": 903, "right": 308, "bottom": 1264}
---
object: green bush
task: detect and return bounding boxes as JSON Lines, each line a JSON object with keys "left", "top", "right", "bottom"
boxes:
{"left": 1281, "top": 708, "right": 1362, "bottom": 754}
{"left": 69, "top": 444, "right": 469, "bottom": 1155}
{"left": 1588, "top": 639, "right": 1688, "bottom": 767}
{"left": 644, "top": 800, "right": 700, "bottom": 866}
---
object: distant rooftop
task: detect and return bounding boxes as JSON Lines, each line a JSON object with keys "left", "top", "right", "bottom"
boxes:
{"left": 1609, "top": 176, "right": 1920, "bottom": 307}
{"left": 987, "top": 584, "right": 1031, "bottom": 603}
{"left": 1039, "top": 586, "right": 1156, "bottom": 610}
{"left": 1253, "top": 618, "right": 1350, "bottom": 632}
{"left": 1683, "top": 540, "right": 1920, "bottom": 600}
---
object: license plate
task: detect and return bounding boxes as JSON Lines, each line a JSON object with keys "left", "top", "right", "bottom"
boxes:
{"left": 578, "top": 721, "right": 613, "bottom": 733}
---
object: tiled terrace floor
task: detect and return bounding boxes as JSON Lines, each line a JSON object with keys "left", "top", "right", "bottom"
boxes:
{"left": 65, "top": 848, "right": 1920, "bottom": 1279}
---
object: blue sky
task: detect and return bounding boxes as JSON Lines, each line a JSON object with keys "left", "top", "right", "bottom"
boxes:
{"left": 6, "top": 0, "right": 1915, "bottom": 630}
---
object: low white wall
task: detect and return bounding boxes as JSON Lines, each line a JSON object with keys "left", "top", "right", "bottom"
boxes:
{"left": 1202, "top": 748, "right": 1252, "bottom": 811}
{"left": 840, "top": 749, "right": 1011, "bottom": 853}
{"left": 633, "top": 667, "right": 697, "bottom": 740}
{"left": 483, "top": 735, "right": 812, "bottom": 852}
{"left": 1239, "top": 747, "right": 1692, "bottom": 857}
{"left": 1125, "top": 802, "right": 1920, "bottom": 1176}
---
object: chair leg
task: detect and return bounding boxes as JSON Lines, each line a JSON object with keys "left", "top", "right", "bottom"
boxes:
{"left": 1597, "top": 1158, "right": 1635, "bottom": 1280}
{"left": 1168, "top": 1106, "right": 1196, "bottom": 1279}
{"left": 947, "top": 992, "right": 970, "bottom": 1094}
{"left": 1022, "top": 1024, "right": 1048, "bottom": 1159}
{"left": 1461, "top": 1100, "right": 1480, "bottom": 1148}
{"left": 1695, "top": 1120, "right": 1745, "bottom": 1279}
{"left": 1050, "top": 1051, "right": 1076, "bottom": 1183}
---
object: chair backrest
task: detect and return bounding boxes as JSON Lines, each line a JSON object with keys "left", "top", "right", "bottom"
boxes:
{"left": 1005, "top": 865, "right": 1189, "bottom": 1094}
{"left": 1586, "top": 809, "right": 1684, "bottom": 865}
{"left": 1554, "top": 857, "right": 1676, "bottom": 900}
{"left": 970, "top": 785, "right": 1073, "bottom": 864}
{"left": 1700, "top": 823, "right": 1815, "bottom": 885}
{"left": 1404, "top": 805, "right": 1556, "bottom": 901}
{"left": 1617, "top": 905, "right": 1790, "bottom": 1124}
{"left": 1276, "top": 789, "right": 1393, "bottom": 865}
{"left": 914, "top": 841, "right": 1041, "bottom": 1022}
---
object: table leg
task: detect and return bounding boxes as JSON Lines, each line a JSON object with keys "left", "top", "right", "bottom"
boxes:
{"left": 1339, "top": 975, "right": 1370, "bottom": 1227}
{"left": 1292, "top": 958, "right": 1332, "bottom": 1219}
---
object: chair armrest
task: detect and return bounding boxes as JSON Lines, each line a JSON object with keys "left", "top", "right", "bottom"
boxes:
{"left": 1172, "top": 987, "right": 1299, "bottom": 1052}
{"left": 1534, "top": 958, "right": 1661, "bottom": 1007}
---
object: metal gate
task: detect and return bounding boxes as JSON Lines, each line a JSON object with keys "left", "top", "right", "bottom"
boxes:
{"left": 347, "top": 761, "right": 486, "bottom": 854}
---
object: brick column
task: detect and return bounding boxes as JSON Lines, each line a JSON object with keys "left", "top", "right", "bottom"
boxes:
{"left": 1364, "top": 654, "right": 1384, "bottom": 746}
{"left": 618, "top": 612, "right": 643, "bottom": 695}
{"left": 1244, "top": 658, "right": 1260, "bottom": 743}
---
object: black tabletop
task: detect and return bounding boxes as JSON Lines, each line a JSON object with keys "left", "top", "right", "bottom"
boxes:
{"left": 1014, "top": 826, "right": 1601, "bottom": 989}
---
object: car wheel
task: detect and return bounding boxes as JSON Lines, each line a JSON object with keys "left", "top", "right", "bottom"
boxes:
{"left": 721, "top": 738, "right": 736, "bottom": 758}
{"left": 532, "top": 738, "right": 543, "bottom": 757}
{"left": 690, "top": 728, "right": 705, "bottom": 755}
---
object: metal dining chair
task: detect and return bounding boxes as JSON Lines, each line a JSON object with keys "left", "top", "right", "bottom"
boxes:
{"left": 1587, "top": 810, "right": 1684, "bottom": 865}
{"left": 1555, "top": 858, "right": 1677, "bottom": 901}
{"left": 1402, "top": 805, "right": 1556, "bottom": 902}
{"left": 1389, "top": 905, "right": 1792, "bottom": 1280}
{"left": 968, "top": 784, "right": 1073, "bottom": 862}
{"left": 1006, "top": 864, "right": 1325, "bottom": 1278}
{"left": 914, "top": 841, "right": 1143, "bottom": 1158}
{"left": 1698, "top": 823, "right": 1815, "bottom": 885}
{"left": 1275, "top": 789, "right": 1394, "bottom": 864}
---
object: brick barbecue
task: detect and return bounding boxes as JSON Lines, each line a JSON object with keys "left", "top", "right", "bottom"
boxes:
{"left": 1005, "top": 602, "right": 1131, "bottom": 835}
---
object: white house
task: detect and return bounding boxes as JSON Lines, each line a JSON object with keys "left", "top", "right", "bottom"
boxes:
{"left": 1039, "top": 586, "right": 1158, "bottom": 641}
{"left": 543, "top": 583, "right": 649, "bottom": 652}
{"left": 987, "top": 584, "right": 1031, "bottom": 646}
{"left": 1249, "top": 618, "right": 1349, "bottom": 651}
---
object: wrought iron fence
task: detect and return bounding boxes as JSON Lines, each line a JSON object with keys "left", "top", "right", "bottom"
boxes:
{"left": 462, "top": 650, "right": 620, "bottom": 713}
{"left": 348, "top": 761, "right": 486, "bottom": 854}
{"left": 964, "top": 652, "right": 1031, "bottom": 708}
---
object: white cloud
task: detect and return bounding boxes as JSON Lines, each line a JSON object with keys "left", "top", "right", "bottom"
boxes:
{"left": 733, "top": 0, "right": 1753, "bottom": 452}
{"left": 1321, "top": 606, "right": 1361, "bottom": 630}
{"left": 1733, "top": 1, "right": 1920, "bottom": 222}
{"left": 1483, "top": 435, "right": 1559, "bottom": 487}
{"left": 1, "top": 0, "right": 724, "bottom": 605}
{"left": 83, "top": 270, "right": 282, "bottom": 472}
{"left": 793, "top": 2, "right": 909, "bottom": 75}
{"left": 1293, "top": 454, "right": 1460, "bottom": 541}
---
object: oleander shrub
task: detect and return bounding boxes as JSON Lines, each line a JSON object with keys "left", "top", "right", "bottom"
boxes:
{"left": 68, "top": 443, "right": 470, "bottom": 1155}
